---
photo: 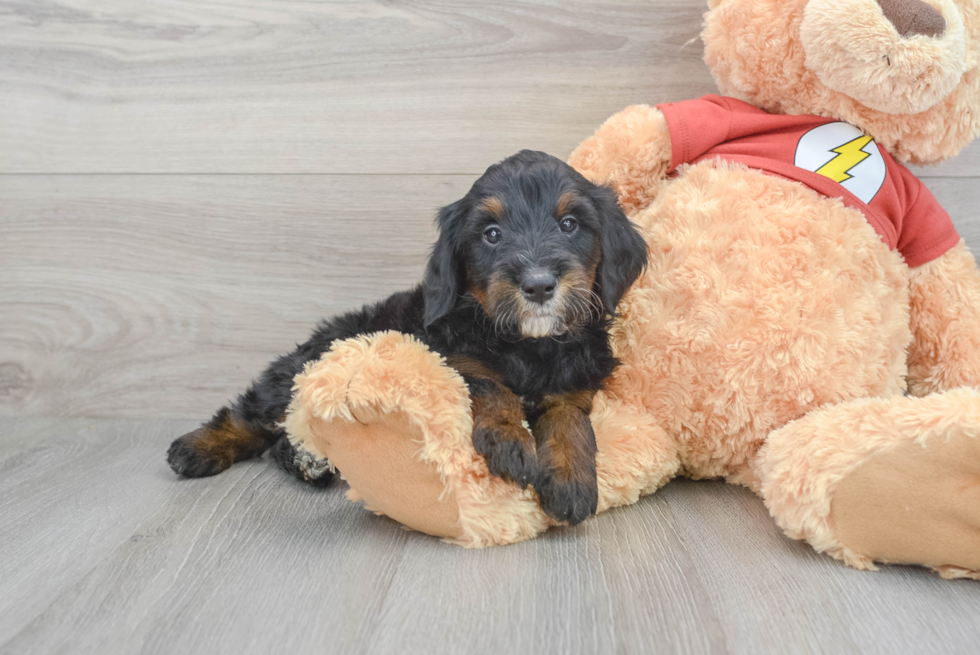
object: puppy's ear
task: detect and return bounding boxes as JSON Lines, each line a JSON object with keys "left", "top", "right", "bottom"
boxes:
{"left": 592, "top": 184, "right": 647, "bottom": 316}
{"left": 423, "top": 198, "right": 469, "bottom": 327}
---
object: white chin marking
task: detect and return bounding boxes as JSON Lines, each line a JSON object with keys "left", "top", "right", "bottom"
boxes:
{"left": 520, "top": 315, "right": 559, "bottom": 338}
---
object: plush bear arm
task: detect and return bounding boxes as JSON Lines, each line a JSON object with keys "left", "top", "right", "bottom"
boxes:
{"left": 907, "top": 240, "right": 980, "bottom": 395}
{"left": 567, "top": 105, "right": 672, "bottom": 215}
{"left": 284, "top": 331, "right": 551, "bottom": 547}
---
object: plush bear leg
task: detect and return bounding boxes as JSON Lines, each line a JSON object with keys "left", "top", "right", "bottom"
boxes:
{"left": 284, "top": 330, "right": 551, "bottom": 547}
{"left": 908, "top": 240, "right": 980, "bottom": 395}
{"left": 755, "top": 388, "right": 980, "bottom": 579}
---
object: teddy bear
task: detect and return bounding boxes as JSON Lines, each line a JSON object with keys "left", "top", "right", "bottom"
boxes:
{"left": 284, "top": 0, "right": 980, "bottom": 579}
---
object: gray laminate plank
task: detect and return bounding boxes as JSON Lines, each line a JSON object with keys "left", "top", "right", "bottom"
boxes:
{"left": 0, "top": 174, "right": 465, "bottom": 419}
{"left": 0, "top": 0, "right": 714, "bottom": 175}
{"left": 907, "top": 145, "right": 980, "bottom": 178}
{"left": 3, "top": 0, "right": 977, "bottom": 177}
{"left": 3, "top": 418, "right": 980, "bottom": 654}
{"left": 2, "top": 459, "right": 385, "bottom": 654}
{"left": 1, "top": 419, "right": 722, "bottom": 655}
{"left": 0, "top": 418, "right": 199, "bottom": 644}
{"left": 0, "top": 416, "right": 95, "bottom": 456}
{"left": 666, "top": 480, "right": 980, "bottom": 655}
{"left": 3, "top": 175, "right": 979, "bottom": 421}
{"left": 0, "top": 174, "right": 462, "bottom": 280}
{"left": 362, "top": 497, "right": 728, "bottom": 654}
{"left": 923, "top": 176, "right": 980, "bottom": 249}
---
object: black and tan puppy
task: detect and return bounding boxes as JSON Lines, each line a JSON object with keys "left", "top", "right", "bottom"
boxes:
{"left": 167, "top": 150, "right": 647, "bottom": 524}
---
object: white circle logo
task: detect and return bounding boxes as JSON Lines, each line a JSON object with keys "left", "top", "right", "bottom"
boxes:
{"left": 793, "top": 122, "right": 886, "bottom": 204}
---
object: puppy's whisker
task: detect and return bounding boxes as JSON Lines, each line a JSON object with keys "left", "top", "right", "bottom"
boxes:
{"left": 588, "top": 290, "right": 603, "bottom": 320}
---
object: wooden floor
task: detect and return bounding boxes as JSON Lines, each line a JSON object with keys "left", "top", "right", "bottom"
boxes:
{"left": 4, "top": 418, "right": 980, "bottom": 655}
{"left": 2, "top": 1, "right": 980, "bottom": 653}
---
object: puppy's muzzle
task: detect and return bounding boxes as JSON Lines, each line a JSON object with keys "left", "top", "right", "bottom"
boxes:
{"left": 520, "top": 268, "right": 557, "bottom": 305}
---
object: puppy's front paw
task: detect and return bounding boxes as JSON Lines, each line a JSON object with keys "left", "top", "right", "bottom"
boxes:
{"left": 167, "top": 429, "right": 231, "bottom": 478}
{"left": 472, "top": 418, "right": 538, "bottom": 488}
{"left": 533, "top": 471, "right": 598, "bottom": 526}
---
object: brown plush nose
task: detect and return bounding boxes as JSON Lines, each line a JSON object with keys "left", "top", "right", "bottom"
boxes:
{"left": 876, "top": 0, "right": 946, "bottom": 38}
{"left": 521, "top": 270, "right": 557, "bottom": 305}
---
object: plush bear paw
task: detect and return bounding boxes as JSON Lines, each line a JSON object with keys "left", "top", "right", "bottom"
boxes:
{"left": 831, "top": 423, "right": 980, "bottom": 572}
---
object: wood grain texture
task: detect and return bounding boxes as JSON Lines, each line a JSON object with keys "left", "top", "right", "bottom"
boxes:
{"left": 907, "top": 143, "right": 980, "bottom": 178}
{"left": 0, "top": 416, "right": 95, "bottom": 456}
{"left": 666, "top": 480, "right": 980, "bottom": 655}
{"left": 0, "top": 0, "right": 716, "bottom": 174}
{"left": 0, "top": 175, "right": 464, "bottom": 418}
{"left": 1, "top": 417, "right": 979, "bottom": 655}
{"left": 3, "top": 0, "right": 975, "bottom": 176}
{"left": 0, "top": 418, "right": 199, "bottom": 645}
{"left": 3, "top": 175, "right": 980, "bottom": 419}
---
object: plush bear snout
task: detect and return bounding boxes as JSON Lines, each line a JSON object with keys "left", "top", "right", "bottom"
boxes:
{"left": 876, "top": 0, "right": 946, "bottom": 38}
{"left": 800, "top": 0, "right": 967, "bottom": 115}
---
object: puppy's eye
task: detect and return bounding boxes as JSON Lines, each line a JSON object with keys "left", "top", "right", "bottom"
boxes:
{"left": 484, "top": 226, "right": 502, "bottom": 245}
{"left": 560, "top": 216, "right": 578, "bottom": 234}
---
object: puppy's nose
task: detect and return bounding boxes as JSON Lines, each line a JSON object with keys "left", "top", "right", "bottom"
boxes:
{"left": 520, "top": 270, "right": 557, "bottom": 305}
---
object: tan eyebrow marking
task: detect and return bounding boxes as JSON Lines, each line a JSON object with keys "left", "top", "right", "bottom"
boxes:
{"left": 556, "top": 191, "right": 578, "bottom": 217}
{"left": 479, "top": 196, "right": 505, "bottom": 219}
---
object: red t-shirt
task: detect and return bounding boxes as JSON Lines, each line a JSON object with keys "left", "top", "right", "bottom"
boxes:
{"left": 656, "top": 95, "right": 959, "bottom": 267}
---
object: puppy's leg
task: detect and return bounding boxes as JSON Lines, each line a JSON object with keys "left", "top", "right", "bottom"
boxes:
{"left": 447, "top": 356, "right": 537, "bottom": 487}
{"left": 268, "top": 435, "right": 334, "bottom": 488}
{"left": 167, "top": 348, "right": 307, "bottom": 479}
{"left": 167, "top": 405, "right": 278, "bottom": 478}
{"left": 529, "top": 391, "right": 598, "bottom": 525}
{"left": 167, "top": 310, "right": 378, "bottom": 480}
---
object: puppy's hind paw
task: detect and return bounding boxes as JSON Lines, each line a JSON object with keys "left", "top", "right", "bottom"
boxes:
{"left": 269, "top": 436, "right": 336, "bottom": 488}
{"left": 167, "top": 429, "right": 231, "bottom": 478}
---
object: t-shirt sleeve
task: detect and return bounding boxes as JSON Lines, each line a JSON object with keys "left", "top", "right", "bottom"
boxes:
{"left": 894, "top": 166, "right": 960, "bottom": 268}
{"left": 656, "top": 95, "right": 735, "bottom": 172}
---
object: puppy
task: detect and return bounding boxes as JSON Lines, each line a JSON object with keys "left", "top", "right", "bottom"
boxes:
{"left": 167, "top": 150, "right": 647, "bottom": 524}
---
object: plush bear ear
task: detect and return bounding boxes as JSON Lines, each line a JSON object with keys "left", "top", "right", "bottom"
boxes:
{"left": 590, "top": 184, "right": 647, "bottom": 316}
{"left": 422, "top": 198, "right": 470, "bottom": 327}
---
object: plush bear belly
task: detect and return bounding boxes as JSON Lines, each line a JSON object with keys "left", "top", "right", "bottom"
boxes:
{"left": 605, "top": 160, "right": 911, "bottom": 481}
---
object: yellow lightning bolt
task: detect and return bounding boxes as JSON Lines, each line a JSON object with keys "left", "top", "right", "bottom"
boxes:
{"left": 815, "top": 135, "right": 874, "bottom": 183}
